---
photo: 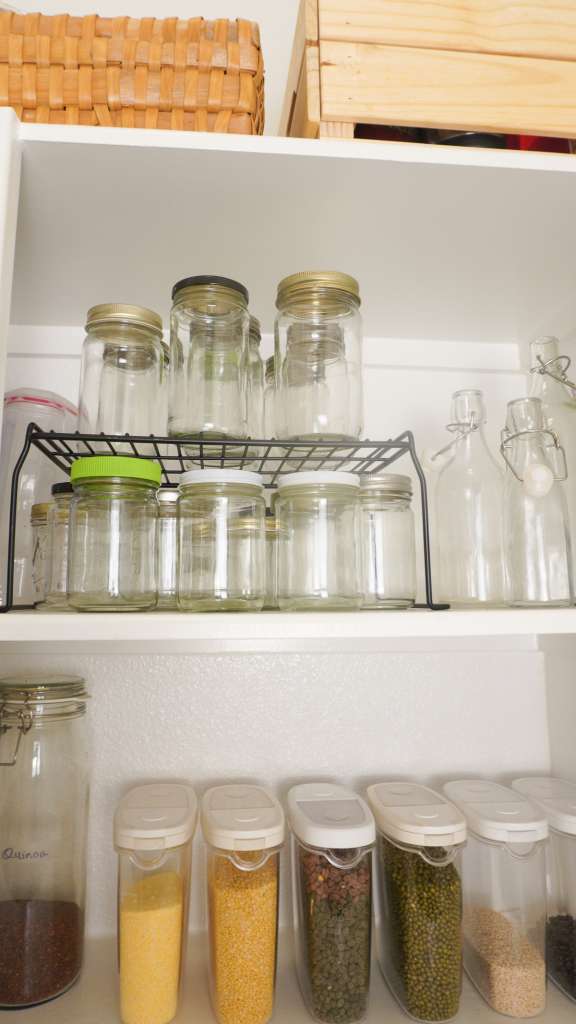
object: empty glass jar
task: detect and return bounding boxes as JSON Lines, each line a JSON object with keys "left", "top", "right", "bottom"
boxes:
{"left": 30, "top": 502, "right": 50, "bottom": 605}
{"left": 360, "top": 473, "right": 416, "bottom": 609}
{"left": 264, "top": 356, "right": 277, "bottom": 438}
{"left": 156, "top": 488, "right": 179, "bottom": 610}
{"left": 275, "top": 272, "right": 363, "bottom": 441}
{"left": 264, "top": 511, "right": 279, "bottom": 609}
{"left": 247, "top": 317, "right": 265, "bottom": 439}
{"left": 169, "top": 276, "right": 249, "bottom": 441}
{"left": 67, "top": 455, "right": 161, "bottom": 611}
{"left": 275, "top": 471, "right": 361, "bottom": 610}
{"left": 45, "top": 483, "right": 74, "bottom": 609}
{"left": 178, "top": 469, "right": 266, "bottom": 611}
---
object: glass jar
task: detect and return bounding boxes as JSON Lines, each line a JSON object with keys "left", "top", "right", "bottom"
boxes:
{"left": 169, "top": 276, "right": 249, "bottom": 442}
{"left": 501, "top": 396, "right": 573, "bottom": 606}
{"left": 512, "top": 777, "right": 576, "bottom": 1004}
{"left": 178, "top": 469, "right": 266, "bottom": 611}
{"left": 30, "top": 501, "right": 50, "bottom": 605}
{"left": 264, "top": 511, "right": 279, "bottom": 609}
{"left": 264, "top": 356, "right": 277, "bottom": 438}
{"left": 275, "top": 272, "right": 363, "bottom": 441}
{"left": 288, "top": 783, "right": 375, "bottom": 1024}
{"left": 367, "top": 782, "right": 466, "bottom": 1022}
{"left": 444, "top": 780, "right": 548, "bottom": 1018}
{"left": 0, "top": 674, "right": 90, "bottom": 1008}
{"left": 156, "top": 488, "right": 179, "bottom": 610}
{"left": 78, "top": 304, "right": 165, "bottom": 445}
{"left": 202, "top": 785, "right": 284, "bottom": 1024}
{"left": 114, "top": 783, "right": 197, "bottom": 1024}
{"left": 45, "top": 483, "right": 73, "bottom": 609}
{"left": 247, "top": 317, "right": 265, "bottom": 439}
{"left": 67, "top": 455, "right": 161, "bottom": 611}
{"left": 359, "top": 474, "right": 416, "bottom": 609}
{"left": 275, "top": 471, "right": 361, "bottom": 610}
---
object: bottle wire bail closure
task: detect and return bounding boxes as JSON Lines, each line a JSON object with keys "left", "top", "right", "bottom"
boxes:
{"left": 530, "top": 353, "right": 576, "bottom": 398}
{"left": 422, "top": 412, "right": 480, "bottom": 473}
{"left": 499, "top": 426, "right": 568, "bottom": 496}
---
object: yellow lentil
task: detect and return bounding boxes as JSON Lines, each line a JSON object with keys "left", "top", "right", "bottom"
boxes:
{"left": 208, "top": 852, "right": 279, "bottom": 1024}
{"left": 120, "top": 870, "right": 183, "bottom": 1024}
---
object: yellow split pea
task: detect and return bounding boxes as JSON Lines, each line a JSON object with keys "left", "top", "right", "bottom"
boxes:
{"left": 120, "top": 871, "right": 183, "bottom": 1024}
{"left": 209, "top": 851, "right": 279, "bottom": 1024}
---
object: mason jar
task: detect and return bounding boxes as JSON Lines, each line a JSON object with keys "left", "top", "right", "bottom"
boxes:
{"left": 247, "top": 317, "right": 264, "bottom": 440}
{"left": 360, "top": 474, "right": 416, "bottom": 609}
{"left": 30, "top": 501, "right": 50, "bottom": 605}
{"left": 78, "top": 304, "right": 165, "bottom": 445}
{"left": 178, "top": 469, "right": 266, "bottom": 611}
{"left": 45, "top": 483, "right": 74, "bottom": 609}
{"left": 0, "top": 674, "right": 90, "bottom": 1008}
{"left": 169, "top": 276, "right": 249, "bottom": 442}
{"left": 264, "top": 511, "right": 279, "bottom": 609}
{"left": 275, "top": 272, "right": 363, "bottom": 441}
{"left": 264, "top": 356, "right": 277, "bottom": 438}
{"left": 67, "top": 455, "right": 161, "bottom": 611}
{"left": 275, "top": 471, "right": 361, "bottom": 610}
{"left": 156, "top": 488, "right": 179, "bottom": 610}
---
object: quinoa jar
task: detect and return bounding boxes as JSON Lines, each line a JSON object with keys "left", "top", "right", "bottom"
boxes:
{"left": 444, "top": 780, "right": 548, "bottom": 1018}
{"left": 202, "top": 785, "right": 284, "bottom": 1024}
{"left": 288, "top": 783, "right": 375, "bottom": 1024}
{"left": 367, "top": 782, "right": 466, "bottom": 1022}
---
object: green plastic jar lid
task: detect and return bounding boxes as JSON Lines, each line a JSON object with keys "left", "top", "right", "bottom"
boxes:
{"left": 71, "top": 455, "right": 162, "bottom": 486}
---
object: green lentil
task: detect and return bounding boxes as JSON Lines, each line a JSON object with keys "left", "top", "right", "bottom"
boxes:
{"left": 378, "top": 836, "right": 462, "bottom": 1022}
{"left": 299, "top": 848, "right": 372, "bottom": 1024}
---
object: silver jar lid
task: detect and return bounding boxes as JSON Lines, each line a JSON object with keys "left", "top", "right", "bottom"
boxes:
{"left": 158, "top": 487, "right": 179, "bottom": 504}
{"left": 360, "top": 473, "right": 412, "bottom": 496}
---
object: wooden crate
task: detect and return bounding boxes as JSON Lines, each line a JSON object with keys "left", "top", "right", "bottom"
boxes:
{"left": 281, "top": 0, "right": 576, "bottom": 140}
{"left": 0, "top": 12, "right": 264, "bottom": 133}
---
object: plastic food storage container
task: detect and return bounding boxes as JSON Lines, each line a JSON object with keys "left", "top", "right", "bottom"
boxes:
{"left": 288, "top": 782, "right": 375, "bottom": 1024}
{"left": 0, "top": 674, "right": 90, "bottom": 1007}
{"left": 114, "top": 783, "right": 197, "bottom": 1024}
{"left": 156, "top": 488, "right": 179, "bottom": 610}
{"left": 31, "top": 501, "right": 50, "bottom": 604}
{"left": 359, "top": 474, "right": 416, "bottom": 609}
{"left": 202, "top": 784, "right": 285, "bottom": 1024}
{"left": 68, "top": 455, "right": 161, "bottom": 611}
{"left": 45, "top": 483, "right": 74, "bottom": 609}
{"left": 444, "top": 779, "right": 548, "bottom": 1018}
{"left": 366, "top": 782, "right": 466, "bottom": 1022}
{"left": 512, "top": 777, "right": 576, "bottom": 1002}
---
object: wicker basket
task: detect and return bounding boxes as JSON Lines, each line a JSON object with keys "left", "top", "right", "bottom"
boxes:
{"left": 0, "top": 12, "right": 264, "bottom": 133}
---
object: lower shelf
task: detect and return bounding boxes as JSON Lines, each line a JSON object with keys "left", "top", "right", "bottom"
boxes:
{"left": 21, "top": 934, "right": 575, "bottom": 1024}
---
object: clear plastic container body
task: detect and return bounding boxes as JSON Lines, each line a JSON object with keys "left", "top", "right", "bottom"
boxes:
{"left": 169, "top": 279, "right": 249, "bottom": 441}
{"left": 0, "top": 675, "right": 89, "bottom": 1008}
{"left": 68, "top": 478, "right": 158, "bottom": 611}
{"left": 360, "top": 476, "right": 416, "bottom": 609}
{"left": 31, "top": 503, "right": 50, "bottom": 605}
{"left": 292, "top": 836, "right": 372, "bottom": 1024}
{"left": 207, "top": 846, "right": 281, "bottom": 1024}
{"left": 45, "top": 489, "right": 73, "bottom": 609}
{"left": 117, "top": 843, "right": 192, "bottom": 1024}
{"left": 178, "top": 473, "right": 266, "bottom": 611}
{"left": 275, "top": 275, "right": 363, "bottom": 442}
{"left": 502, "top": 397, "right": 573, "bottom": 606}
{"left": 156, "top": 489, "right": 179, "bottom": 610}
{"left": 247, "top": 318, "right": 265, "bottom": 439}
{"left": 375, "top": 836, "right": 463, "bottom": 1022}
{"left": 275, "top": 474, "right": 361, "bottom": 610}
{"left": 546, "top": 829, "right": 576, "bottom": 1001}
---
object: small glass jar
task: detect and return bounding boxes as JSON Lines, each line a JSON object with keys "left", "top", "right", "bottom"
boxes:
{"left": 156, "top": 488, "right": 179, "bottom": 610}
{"left": 264, "top": 356, "right": 277, "bottom": 438}
{"left": 178, "top": 469, "right": 266, "bottom": 611}
{"left": 0, "top": 674, "right": 90, "bottom": 1008}
{"left": 45, "top": 483, "right": 74, "bottom": 609}
{"left": 264, "top": 511, "right": 279, "bottom": 609}
{"left": 114, "top": 784, "right": 197, "bottom": 1024}
{"left": 30, "top": 502, "right": 50, "bottom": 605}
{"left": 275, "top": 272, "right": 363, "bottom": 441}
{"left": 67, "top": 455, "right": 161, "bottom": 612}
{"left": 247, "top": 317, "right": 264, "bottom": 439}
{"left": 360, "top": 474, "right": 416, "bottom": 609}
{"left": 78, "top": 304, "right": 165, "bottom": 444}
{"left": 275, "top": 471, "right": 361, "bottom": 610}
{"left": 169, "top": 276, "right": 250, "bottom": 441}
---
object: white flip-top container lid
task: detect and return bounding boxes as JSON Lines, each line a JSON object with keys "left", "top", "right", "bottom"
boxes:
{"left": 202, "top": 784, "right": 285, "bottom": 851}
{"left": 367, "top": 782, "right": 466, "bottom": 848}
{"left": 512, "top": 777, "right": 576, "bottom": 836}
{"left": 114, "top": 783, "right": 198, "bottom": 852}
{"left": 287, "top": 782, "right": 375, "bottom": 849}
{"left": 443, "top": 780, "right": 548, "bottom": 843}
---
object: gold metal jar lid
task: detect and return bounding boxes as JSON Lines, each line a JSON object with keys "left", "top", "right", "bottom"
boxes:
{"left": 30, "top": 502, "right": 51, "bottom": 522}
{"left": 85, "top": 303, "right": 163, "bottom": 336}
{"left": 276, "top": 271, "right": 360, "bottom": 307}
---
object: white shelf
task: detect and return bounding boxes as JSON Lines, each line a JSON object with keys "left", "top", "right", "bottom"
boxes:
{"left": 20, "top": 933, "right": 575, "bottom": 1024}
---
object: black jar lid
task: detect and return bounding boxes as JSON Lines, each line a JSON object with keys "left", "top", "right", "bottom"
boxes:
{"left": 171, "top": 275, "right": 249, "bottom": 303}
{"left": 51, "top": 481, "right": 74, "bottom": 496}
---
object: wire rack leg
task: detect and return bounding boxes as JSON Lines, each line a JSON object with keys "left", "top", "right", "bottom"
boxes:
{"left": 407, "top": 432, "right": 449, "bottom": 611}
{"left": 0, "top": 424, "right": 34, "bottom": 613}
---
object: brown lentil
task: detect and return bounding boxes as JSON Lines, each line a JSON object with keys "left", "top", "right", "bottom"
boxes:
{"left": 465, "top": 906, "right": 545, "bottom": 1017}
{"left": 0, "top": 899, "right": 83, "bottom": 1007}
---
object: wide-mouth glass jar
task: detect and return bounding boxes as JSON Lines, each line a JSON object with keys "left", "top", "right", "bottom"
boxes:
{"left": 156, "top": 488, "right": 179, "bottom": 610}
{"left": 45, "top": 483, "right": 74, "bottom": 610}
{"left": 275, "top": 272, "right": 363, "bottom": 442}
{"left": 360, "top": 474, "right": 416, "bottom": 609}
{"left": 67, "top": 455, "right": 161, "bottom": 612}
{"left": 178, "top": 468, "right": 266, "bottom": 611}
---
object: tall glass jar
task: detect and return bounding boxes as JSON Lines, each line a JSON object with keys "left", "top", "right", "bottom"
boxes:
{"left": 78, "top": 304, "right": 165, "bottom": 445}
{"left": 247, "top": 317, "right": 265, "bottom": 439}
{"left": 275, "top": 471, "right": 361, "bottom": 610}
{"left": 67, "top": 455, "right": 161, "bottom": 611}
{"left": 156, "top": 488, "right": 179, "bottom": 610}
{"left": 359, "top": 474, "right": 416, "bottom": 609}
{"left": 264, "top": 511, "right": 279, "bottom": 609}
{"left": 30, "top": 502, "right": 50, "bottom": 605}
{"left": 264, "top": 356, "right": 277, "bottom": 438}
{"left": 0, "top": 674, "right": 90, "bottom": 1008}
{"left": 169, "top": 276, "right": 249, "bottom": 441}
{"left": 501, "top": 397, "right": 573, "bottom": 606}
{"left": 178, "top": 469, "right": 266, "bottom": 611}
{"left": 275, "top": 272, "right": 363, "bottom": 441}
{"left": 45, "top": 483, "right": 73, "bottom": 609}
